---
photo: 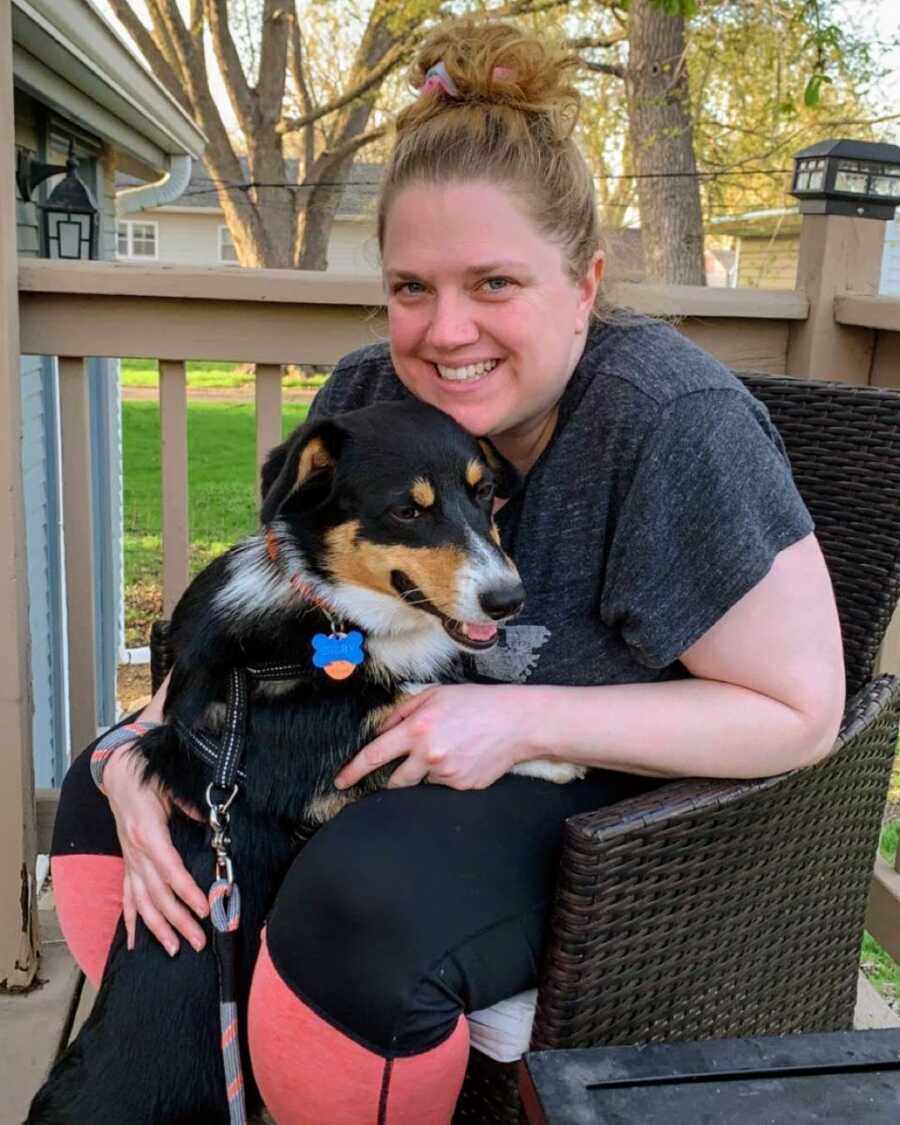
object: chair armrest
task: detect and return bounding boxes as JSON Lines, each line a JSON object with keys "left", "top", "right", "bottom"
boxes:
{"left": 531, "top": 675, "right": 900, "bottom": 1051}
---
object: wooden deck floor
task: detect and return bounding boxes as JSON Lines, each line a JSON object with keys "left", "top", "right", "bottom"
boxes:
{"left": 3, "top": 912, "right": 898, "bottom": 1123}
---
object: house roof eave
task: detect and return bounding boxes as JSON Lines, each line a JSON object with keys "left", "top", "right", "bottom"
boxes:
{"left": 12, "top": 0, "right": 206, "bottom": 170}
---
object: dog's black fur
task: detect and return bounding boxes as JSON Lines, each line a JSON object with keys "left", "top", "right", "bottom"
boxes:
{"left": 28, "top": 400, "right": 529, "bottom": 1124}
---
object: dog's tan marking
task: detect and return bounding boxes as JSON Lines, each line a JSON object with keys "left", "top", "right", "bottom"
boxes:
{"left": 489, "top": 524, "right": 501, "bottom": 546}
{"left": 297, "top": 436, "right": 334, "bottom": 488}
{"left": 478, "top": 440, "right": 503, "bottom": 475}
{"left": 324, "top": 521, "right": 466, "bottom": 615}
{"left": 361, "top": 703, "right": 397, "bottom": 739}
{"left": 466, "top": 459, "right": 484, "bottom": 488}
{"left": 306, "top": 791, "right": 354, "bottom": 824}
{"left": 411, "top": 477, "right": 435, "bottom": 509}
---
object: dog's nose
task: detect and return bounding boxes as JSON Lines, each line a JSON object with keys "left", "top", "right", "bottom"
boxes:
{"left": 479, "top": 583, "right": 525, "bottom": 621}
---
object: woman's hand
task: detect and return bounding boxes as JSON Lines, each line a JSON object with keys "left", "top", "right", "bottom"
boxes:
{"left": 101, "top": 674, "right": 209, "bottom": 955}
{"left": 334, "top": 684, "right": 540, "bottom": 791}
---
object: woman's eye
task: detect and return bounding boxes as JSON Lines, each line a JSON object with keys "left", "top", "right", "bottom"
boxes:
{"left": 390, "top": 505, "right": 422, "bottom": 522}
{"left": 482, "top": 277, "right": 512, "bottom": 293}
{"left": 394, "top": 281, "right": 426, "bottom": 296}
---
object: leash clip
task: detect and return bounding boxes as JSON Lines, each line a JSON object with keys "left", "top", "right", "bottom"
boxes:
{"left": 206, "top": 783, "right": 238, "bottom": 888}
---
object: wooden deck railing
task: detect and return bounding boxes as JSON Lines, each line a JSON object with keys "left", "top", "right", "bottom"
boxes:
{"left": 10, "top": 257, "right": 900, "bottom": 976}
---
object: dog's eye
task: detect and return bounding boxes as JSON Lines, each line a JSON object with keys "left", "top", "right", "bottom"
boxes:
{"left": 390, "top": 505, "right": 422, "bottom": 522}
{"left": 475, "top": 480, "right": 495, "bottom": 504}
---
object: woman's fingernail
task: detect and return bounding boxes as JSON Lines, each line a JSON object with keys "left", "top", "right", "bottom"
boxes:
{"left": 334, "top": 777, "right": 345, "bottom": 790}
{"left": 192, "top": 937, "right": 205, "bottom": 952}
{"left": 166, "top": 942, "right": 178, "bottom": 957}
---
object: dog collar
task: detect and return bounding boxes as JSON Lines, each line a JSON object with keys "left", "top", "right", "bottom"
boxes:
{"left": 264, "top": 528, "right": 366, "bottom": 680}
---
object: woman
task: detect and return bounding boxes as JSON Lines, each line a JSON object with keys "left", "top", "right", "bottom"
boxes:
{"left": 52, "top": 18, "right": 844, "bottom": 1123}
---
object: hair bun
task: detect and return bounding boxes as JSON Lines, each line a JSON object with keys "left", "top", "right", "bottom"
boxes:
{"left": 405, "top": 18, "right": 581, "bottom": 143}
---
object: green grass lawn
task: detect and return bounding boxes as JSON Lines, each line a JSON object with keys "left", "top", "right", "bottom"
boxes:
{"left": 863, "top": 816, "right": 900, "bottom": 1013}
{"left": 120, "top": 358, "right": 328, "bottom": 390}
{"left": 123, "top": 399, "right": 309, "bottom": 642}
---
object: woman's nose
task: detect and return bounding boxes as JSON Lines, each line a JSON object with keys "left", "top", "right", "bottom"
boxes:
{"left": 426, "top": 295, "right": 479, "bottom": 350}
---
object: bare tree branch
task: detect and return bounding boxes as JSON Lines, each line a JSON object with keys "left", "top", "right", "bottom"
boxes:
{"left": 204, "top": 0, "right": 254, "bottom": 133}
{"left": 579, "top": 59, "right": 626, "bottom": 79}
{"left": 566, "top": 32, "right": 627, "bottom": 51}
{"left": 287, "top": 5, "right": 317, "bottom": 178}
{"left": 314, "top": 125, "right": 388, "bottom": 172}
{"left": 256, "top": 0, "right": 290, "bottom": 124}
{"left": 278, "top": 38, "right": 409, "bottom": 135}
{"left": 107, "top": 0, "right": 187, "bottom": 108}
{"left": 148, "top": 0, "right": 205, "bottom": 110}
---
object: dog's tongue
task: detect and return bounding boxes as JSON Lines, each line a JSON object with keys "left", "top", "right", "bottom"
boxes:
{"left": 462, "top": 622, "right": 498, "bottom": 642}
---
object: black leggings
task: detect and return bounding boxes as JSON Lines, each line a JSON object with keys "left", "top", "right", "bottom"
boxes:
{"left": 53, "top": 741, "right": 654, "bottom": 1055}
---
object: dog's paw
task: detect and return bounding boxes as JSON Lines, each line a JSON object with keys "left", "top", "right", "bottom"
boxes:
{"left": 510, "top": 759, "right": 586, "bottom": 783}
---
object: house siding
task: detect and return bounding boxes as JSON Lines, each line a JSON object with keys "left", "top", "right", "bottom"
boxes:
{"left": 736, "top": 236, "right": 800, "bottom": 290}
{"left": 122, "top": 208, "right": 381, "bottom": 273}
{"left": 15, "top": 89, "right": 69, "bottom": 785}
{"left": 15, "top": 91, "right": 122, "bottom": 784}
{"left": 879, "top": 218, "right": 900, "bottom": 296}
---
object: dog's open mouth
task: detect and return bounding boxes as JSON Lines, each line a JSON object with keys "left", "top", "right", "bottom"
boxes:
{"left": 390, "top": 571, "right": 499, "bottom": 651}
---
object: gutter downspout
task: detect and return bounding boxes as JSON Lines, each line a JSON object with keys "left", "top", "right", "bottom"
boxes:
{"left": 115, "top": 152, "right": 193, "bottom": 213}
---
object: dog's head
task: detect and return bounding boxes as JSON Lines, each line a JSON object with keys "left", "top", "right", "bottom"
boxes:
{"left": 260, "top": 400, "right": 524, "bottom": 655}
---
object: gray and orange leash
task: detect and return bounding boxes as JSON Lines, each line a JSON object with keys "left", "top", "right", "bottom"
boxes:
{"left": 205, "top": 667, "right": 249, "bottom": 1125}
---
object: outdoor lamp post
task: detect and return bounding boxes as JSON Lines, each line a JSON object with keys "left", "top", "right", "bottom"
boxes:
{"left": 790, "top": 138, "right": 900, "bottom": 221}
{"left": 15, "top": 140, "right": 99, "bottom": 260}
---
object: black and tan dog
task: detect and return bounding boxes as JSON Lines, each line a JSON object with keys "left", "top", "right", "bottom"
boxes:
{"left": 28, "top": 399, "right": 581, "bottom": 1124}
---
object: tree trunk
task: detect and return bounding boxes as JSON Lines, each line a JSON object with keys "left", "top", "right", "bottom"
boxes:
{"left": 626, "top": 0, "right": 706, "bottom": 285}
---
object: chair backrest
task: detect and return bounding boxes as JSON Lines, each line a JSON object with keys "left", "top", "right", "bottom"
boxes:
{"left": 738, "top": 374, "right": 900, "bottom": 697}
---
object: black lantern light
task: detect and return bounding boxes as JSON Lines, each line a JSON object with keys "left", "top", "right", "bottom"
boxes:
{"left": 16, "top": 140, "right": 100, "bottom": 260}
{"left": 790, "top": 139, "right": 900, "bottom": 221}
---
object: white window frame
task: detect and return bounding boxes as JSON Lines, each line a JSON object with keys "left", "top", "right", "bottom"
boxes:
{"left": 117, "top": 220, "right": 159, "bottom": 260}
{"left": 218, "top": 224, "right": 239, "bottom": 265}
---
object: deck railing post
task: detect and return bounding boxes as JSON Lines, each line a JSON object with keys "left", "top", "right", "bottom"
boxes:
{"left": 0, "top": 0, "right": 39, "bottom": 989}
{"left": 786, "top": 212, "right": 886, "bottom": 383}
{"left": 255, "top": 364, "right": 283, "bottom": 491}
{"left": 58, "top": 356, "right": 99, "bottom": 756}
{"left": 159, "top": 360, "right": 189, "bottom": 615}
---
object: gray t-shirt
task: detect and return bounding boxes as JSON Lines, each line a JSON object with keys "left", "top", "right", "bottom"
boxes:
{"left": 308, "top": 317, "right": 814, "bottom": 687}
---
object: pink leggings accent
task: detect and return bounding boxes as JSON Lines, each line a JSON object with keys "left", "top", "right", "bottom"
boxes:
{"left": 52, "top": 859, "right": 470, "bottom": 1123}
{"left": 51, "top": 854, "right": 125, "bottom": 989}
{"left": 249, "top": 930, "right": 470, "bottom": 1125}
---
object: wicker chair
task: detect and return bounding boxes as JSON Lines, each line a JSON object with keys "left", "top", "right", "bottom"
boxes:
{"left": 150, "top": 374, "right": 900, "bottom": 1124}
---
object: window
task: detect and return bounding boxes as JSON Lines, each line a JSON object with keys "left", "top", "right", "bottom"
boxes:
{"left": 219, "top": 224, "right": 239, "bottom": 264}
{"left": 117, "top": 220, "right": 158, "bottom": 259}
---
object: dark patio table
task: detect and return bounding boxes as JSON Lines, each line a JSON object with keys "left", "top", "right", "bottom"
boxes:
{"left": 518, "top": 1028, "right": 900, "bottom": 1124}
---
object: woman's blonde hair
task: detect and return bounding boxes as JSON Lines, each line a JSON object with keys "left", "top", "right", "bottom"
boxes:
{"left": 377, "top": 19, "right": 602, "bottom": 289}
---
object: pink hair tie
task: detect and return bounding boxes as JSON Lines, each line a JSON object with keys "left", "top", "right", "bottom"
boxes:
{"left": 419, "top": 61, "right": 459, "bottom": 98}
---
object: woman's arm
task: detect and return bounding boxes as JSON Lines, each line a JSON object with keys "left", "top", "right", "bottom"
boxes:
{"left": 529, "top": 533, "right": 845, "bottom": 778}
{"left": 102, "top": 673, "right": 209, "bottom": 954}
{"left": 335, "top": 534, "right": 845, "bottom": 789}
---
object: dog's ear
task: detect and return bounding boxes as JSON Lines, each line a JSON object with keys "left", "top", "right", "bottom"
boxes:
{"left": 260, "top": 419, "right": 346, "bottom": 524}
{"left": 478, "top": 439, "right": 523, "bottom": 500}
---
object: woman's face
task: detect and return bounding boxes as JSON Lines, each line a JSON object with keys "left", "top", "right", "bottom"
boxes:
{"left": 381, "top": 180, "right": 602, "bottom": 443}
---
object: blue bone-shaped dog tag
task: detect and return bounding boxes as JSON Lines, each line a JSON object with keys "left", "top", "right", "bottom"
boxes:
{"left": 311, "top": 631, "right": 365, "bottom": 680}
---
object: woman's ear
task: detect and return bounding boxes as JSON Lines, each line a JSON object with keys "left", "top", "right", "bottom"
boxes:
{"left": 260, "top": 419, "right": 346, "bottom": 525}
{"left": 478, "top": 439, "right": 523, "bottom": 500}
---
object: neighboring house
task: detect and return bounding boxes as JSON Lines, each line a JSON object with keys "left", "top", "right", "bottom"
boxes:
{"left": 600, "top": 226, "right": 734, "bottom": 286}
{"left": 711, "top": 206, "right": 900, "bottom": 293}
{"left": 116, "top": 160, "right": 383, "bottom": 274}
{"left": 12, "top": 0, "right": 204, "bottom": 785}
